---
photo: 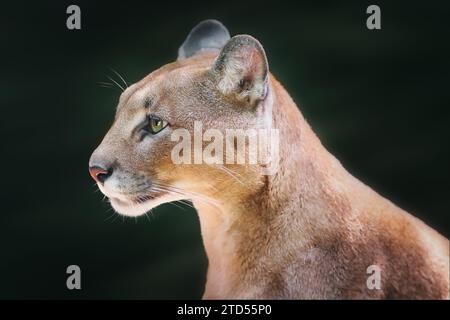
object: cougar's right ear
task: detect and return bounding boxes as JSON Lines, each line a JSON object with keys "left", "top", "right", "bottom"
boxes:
{"left": 211, "top": 35, "right": 269, "bottom": 107}
{"left": 178, "top": 20, "right": 230, "bottom": 60}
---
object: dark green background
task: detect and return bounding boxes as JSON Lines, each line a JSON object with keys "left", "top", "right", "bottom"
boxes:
{"left": 1, "top": 0, "right": 448, "bottom": 298}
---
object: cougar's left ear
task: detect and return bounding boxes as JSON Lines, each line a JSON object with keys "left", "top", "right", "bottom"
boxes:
{"left": 178, "top": 20, "right": 230, "bottom": 60}
{"left": 211, "top": 35, "right": 269, "bottom": 106}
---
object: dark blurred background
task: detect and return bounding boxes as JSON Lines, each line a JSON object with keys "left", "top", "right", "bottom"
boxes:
{"left": 0, "top": 0, "right": 448, "bottom": 299}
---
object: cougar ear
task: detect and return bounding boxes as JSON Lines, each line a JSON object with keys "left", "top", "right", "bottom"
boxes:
{"left": 178, "top": 20, "right": 230, "bottom": 60}
{"left": 211, "top": 35, "right": 269, "bottom": 106}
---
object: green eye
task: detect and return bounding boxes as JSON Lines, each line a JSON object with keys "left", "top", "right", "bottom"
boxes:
{"left": 147, "top": 117, "right": 168, "bottom": 134}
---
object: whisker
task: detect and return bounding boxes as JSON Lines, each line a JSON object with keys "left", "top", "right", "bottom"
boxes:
{"left": 109, "top": 67, "right": 128, "bottom": 89}
{"left": 97, "top": 81, "right": 114, "bottom": 86}
{"left": 216, "top": 165, "right": 245, "bottom": 186}
{"left": 104, "top": 212, "right": 117, "bottom": 222}
{"left": 168, "top": 201, "right": 187, "bottom": 211}
{"left": 92, "top": 184, "right": 101, "bottom": 194}
{"left": 177, "top": 199, "right": 195, "bottom": 209}
{"left": 106, "top": 75, "right": 125, "bottom": 92}
{"left": 151, "top": 181, "right": 220, "bottom": 209}
{"left": 111, "top": 214, "right": 120, "bottom": 223}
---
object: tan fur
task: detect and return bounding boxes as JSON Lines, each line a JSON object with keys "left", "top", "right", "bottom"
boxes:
{"left": 90, "top": 33, "right": 449, "bottom": 299}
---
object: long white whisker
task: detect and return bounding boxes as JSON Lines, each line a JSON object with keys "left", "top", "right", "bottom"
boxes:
{"left": 109, "top": 67, "right": 128, "bottom": 89}
{"left": 216, "top": 165, "right": 245, "bottom": 186}
{"left": 97, "top": 81, "right": 114, "bottom": 86}
{"left": 104, "top": 211, "right": 117, "bottom": 222}
{"left": 106, "top": 75, "right": 125, "bottom": 92}
{"left": 177, "top": 200, "right": 195, "bottom": 209}
{"left": 151, "top": 182, "right": 220, "bottom": 209}
{"left": 168, "top": 202, "right": 187, "bottom": 211}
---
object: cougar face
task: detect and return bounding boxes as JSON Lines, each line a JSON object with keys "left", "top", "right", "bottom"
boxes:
{"left": 89, "top": 20, "right": 271, "bottom": 216}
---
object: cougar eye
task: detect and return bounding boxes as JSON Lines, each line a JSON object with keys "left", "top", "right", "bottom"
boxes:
{"left": 145, "top": 116, "right": 168, "bottom": 134}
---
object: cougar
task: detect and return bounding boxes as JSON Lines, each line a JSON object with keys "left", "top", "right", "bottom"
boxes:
{"left": 89, "top": 20, "right": 449, "bottom": 299}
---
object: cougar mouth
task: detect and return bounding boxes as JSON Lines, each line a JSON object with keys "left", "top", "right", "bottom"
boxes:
{"left": 106, "top": 188, "right": 171, "bottom": 217}
{"left": 109, "top": 189, "right": 167, "bottom": 206}
{"left": 132, "top": 191, "right": 169, "bottom": 205}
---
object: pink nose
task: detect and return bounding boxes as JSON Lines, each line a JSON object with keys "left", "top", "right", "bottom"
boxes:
{"left": 89, "top": 166, "right": 112, "bottom": 184}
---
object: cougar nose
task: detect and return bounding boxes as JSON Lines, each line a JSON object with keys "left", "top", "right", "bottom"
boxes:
{"left": 89, "top": 165, "right": 113, "bottom": 184}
